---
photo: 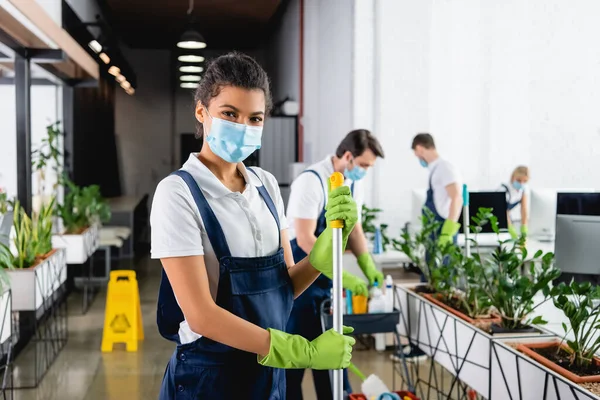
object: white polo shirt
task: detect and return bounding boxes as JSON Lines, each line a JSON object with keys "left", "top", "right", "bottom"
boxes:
{"left": 150, "top": 153, "right": 288, "bottom": 344}
{"left": 287, "top": 155, "right": 364, "bottom": 240}
{"left": 427, "top": 158, "right": 462, "bottom": 219}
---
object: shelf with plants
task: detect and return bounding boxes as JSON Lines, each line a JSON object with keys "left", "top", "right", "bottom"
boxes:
{"left": 392, "top": 208, "right": 558, "bottom": 398}
{"left": 33, "top": 122, "right": 109, "bottom": 264}
{"left": 491, "top": 280, "right": 600, "bottom": 399}
{"left": 0, "top": 200, "right": 67, "bottom": 312}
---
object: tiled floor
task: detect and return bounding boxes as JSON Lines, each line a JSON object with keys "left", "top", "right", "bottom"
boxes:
{"left": 10, "top": 258, "right": 429, "bottom": 400}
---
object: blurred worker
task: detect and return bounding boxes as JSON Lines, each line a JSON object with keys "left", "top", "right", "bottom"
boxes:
{"left": 398, "top": 133, "right": 462, "bottom": 362}
{"left": 151, "top": 52, "right": 357, "bottom": 400}
{"left": 286, "top": 129, "right": 385, "bottom": 399}
{"left": 501, "top": 165, "right": 529, "bottom": 239}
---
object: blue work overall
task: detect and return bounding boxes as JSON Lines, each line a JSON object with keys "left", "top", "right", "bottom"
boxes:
{"left": 421, "top": 165, "right": 457, "bottom": 282}
{"left": 287, "top": 170, "right": 353, "bottom": 400}
{"left": 501, "top": 184, "right": 523, "bottom": 211}
{"left": 157, "top": 169, "right": 294, "bottom": 400}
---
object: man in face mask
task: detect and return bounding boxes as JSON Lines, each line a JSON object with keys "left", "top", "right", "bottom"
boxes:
{"left": 285, "top": 129, "right": 384, "bottom": 399}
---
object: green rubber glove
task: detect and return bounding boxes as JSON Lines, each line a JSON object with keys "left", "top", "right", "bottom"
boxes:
{"left": 309, "top": 186, "right": 358, "bottom": 277}
{"left": 520, "top": 224, "right": 528, "bottom": 238}
{"left": 508, "top": 225, "right": 518, "bottom": 240}
{"left": 342, "top": 271, "right": 368, "bottom": 296}
{"left": 357, "top": 252, "right": 384, "bottom": 287}
{"left": 258, "top": 326, "right": 355, "bottom": 370}
{"left": 438, "top": 220, "right": 460, "bottom": 247}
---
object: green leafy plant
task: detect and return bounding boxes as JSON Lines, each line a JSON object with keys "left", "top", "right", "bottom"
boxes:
{"left": 451, "top": 250, "right": 493, "bottom": 319}
{"left": 58, "top": 180, "right": 111, "bottom": 233}
{"left": 0, "top": 190, "right": 8, "bottom": 215}
{"left": 5, "top": 201, "right": 36, "bottom": 269}
{"left": 393, "top": 207, "right": 447, "bottom": 288}
{"left": 32, "top": 196, "right": 55, "bottom": 256}
{"left": 474, "top": 208, "right": 561, "bottom": 330}
{"left": 553, "top": 281, "right": 600, "bottom": 368}
{"left": 32, "top": 122, "right": 63, "bottom": 198}
{"left": 361, "top": 205, "right": 391, "bottom": 251}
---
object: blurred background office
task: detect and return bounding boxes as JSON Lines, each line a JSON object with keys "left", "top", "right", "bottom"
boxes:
{"left": 1, "top": 0, "right": 600, "bottom": 399}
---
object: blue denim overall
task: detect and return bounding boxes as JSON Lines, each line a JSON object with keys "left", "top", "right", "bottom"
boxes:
{"left": 501, "top": 183, "right": 523, "bottom": 211}
{"left": 157, "top": 169, "right": 294, "bottom": 400}
{"left": 287, "top": 170, "right": 353, "bottom": 400}
{"left": 421, "top": 165, "right": 458, "bottom": 282}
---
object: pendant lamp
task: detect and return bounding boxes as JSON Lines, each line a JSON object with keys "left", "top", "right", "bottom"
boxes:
{"left": 177, "top": 0, "right": 206, "bottom": 50}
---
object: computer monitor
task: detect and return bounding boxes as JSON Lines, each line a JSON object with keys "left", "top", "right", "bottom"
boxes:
{"left": 459, "top": 192, "right": 508, "bottom": 233}
{"left": 557, "top": 192, "right": 600, "bottom": 216}
{"left": 529, "top": 188, "right": 596, "bottom": 239}
{"left": 555, "top": 214, "right": 600, "bottom": 275}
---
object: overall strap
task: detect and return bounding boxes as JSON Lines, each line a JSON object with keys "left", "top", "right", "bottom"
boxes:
{"left": 171, "top": 170, "right": 232, "bottom": 259}
{"left": 350, "top": 181, "right": 355, "bottom": 197}
{"left": 302, "top": 169, "right": 327, "bottom": 208}
{"left": 428, "top": 164, "right": 440, "bottom": 190}
{"left": 247, "top": 168, "right": 281, "bottom": 245}
{"left": 501, "top": 183, "right": 522, "bottom": 210}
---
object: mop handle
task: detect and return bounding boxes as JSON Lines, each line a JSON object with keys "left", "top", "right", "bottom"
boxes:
{"left": 330, "top": 172, "right": 345, "bottom": 400}
{"left": 462, "top": 184, "right": 470, "bottom": 257}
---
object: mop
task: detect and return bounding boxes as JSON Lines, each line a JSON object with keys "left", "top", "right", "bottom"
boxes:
{"left": 330, "top": 172, "right": 397, "bottom": 400}
{"left": 348, "top": 362, "right": 391, "bottom": 399}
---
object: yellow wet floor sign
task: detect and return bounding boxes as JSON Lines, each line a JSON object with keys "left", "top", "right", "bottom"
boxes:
{"left": 101, "top": 270, "right": 144, "bottom": 352}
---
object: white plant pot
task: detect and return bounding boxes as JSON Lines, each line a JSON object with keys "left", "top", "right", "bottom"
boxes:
{"left": 52, "top": 224, "right": 99, "bottom": 264}
{"left": 0, "top": 288, "right": 11, "bottom": 345}
{"left": 7, "top": 248, "right": 67, "bottom": 311}
{"left": 395, "top": 285, "right": 554, "bottom": 398}
{"left": 491, "top": 337, "right": 600, "bottom": 400}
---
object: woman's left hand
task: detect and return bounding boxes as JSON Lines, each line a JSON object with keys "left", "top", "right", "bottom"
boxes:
{"left": 309, "top": 186, "right": 358, "bottom": 276}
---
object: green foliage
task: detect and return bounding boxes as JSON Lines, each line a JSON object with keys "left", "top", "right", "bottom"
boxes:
{"left": 0, "top": 191, "right": 8, "bottom": 215}
{"left": 32, "top": 122, "right": 63, "bottom": 196}
{"left": 32, "top": 196, "right": 55, "bottom": 256}
{"left": 58, "top": 179, "right": 111, "bottom": 233}
{"left": 553, "top": 281, "right": 600, "bottom": 368}
{"left": 6, "top": 201, "right": 37, "bottom": 269}
{"left": 472, "top": 208, "right": 560, "bottom": 330}
{"left": 452, "top": 250, "right": 493, "bottom": 318}
{"left": 361, "top": 205, "right": 391, "bottom": 251}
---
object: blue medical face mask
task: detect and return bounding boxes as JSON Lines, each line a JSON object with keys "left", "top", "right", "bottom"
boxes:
{"left": 204, "top": 108, "right": 263, "bottom": 163}
{"left": 419, "top": 159, "right": 428, "bottom": 168}
{"left": 344, "top": 160, "right": 367, "bottom": 181}
{"left": 512, "top": 180, "right": 525, "bottom": 191}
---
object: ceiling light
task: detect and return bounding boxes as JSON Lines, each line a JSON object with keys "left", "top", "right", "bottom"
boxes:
{"left": 181, "top": 82, "right": 199, "bottom": 89}
{"left": 120, "top": 80, "right": 131, "bottom": 90}
{"left": 108, "top": 66, "right": 120, "bottom": 76}
{"left": 115, "top": 74, "right": 126, "bottom": 83}
{"left": 179, "top": 65, "right": 204, "bottom": 73}
{"left": 99, "top": 52, "right": 110, "bottom": 64}
{"left": 178, "top": 55, "right": 204, "bottom": 63}
{"left": 180, "top": 75, "right": 201, "bottom": 82}
{"left": 177, "top": 28, "right": 207, "bottom": 49}
{"left": 88, "top": 40, "right": 102, "bottom": 53}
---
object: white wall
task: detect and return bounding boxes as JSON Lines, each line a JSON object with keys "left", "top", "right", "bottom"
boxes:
{"left": 302, "top": 0, "right": 354, "bottom": 163}
{"left": 374, "top": 0, "right": 600, "bottom": 235}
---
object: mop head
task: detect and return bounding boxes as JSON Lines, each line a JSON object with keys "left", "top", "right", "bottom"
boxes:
{"left": 361, "top": 374, "right": 390, "bottom": 399}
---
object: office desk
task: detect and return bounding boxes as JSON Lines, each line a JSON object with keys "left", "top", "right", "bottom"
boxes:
{"left": 106, "top": 195, "right": 149, "bottom": 258}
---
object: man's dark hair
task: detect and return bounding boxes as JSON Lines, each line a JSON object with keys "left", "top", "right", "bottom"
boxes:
{"left": 194, "top": 52, "right": 272, "bottom": 139}
{"left": 335, "top": 129, "right": 385, "bottom": 159}
{"left": 411, "top": 133, "right": 436, "bottom": 150}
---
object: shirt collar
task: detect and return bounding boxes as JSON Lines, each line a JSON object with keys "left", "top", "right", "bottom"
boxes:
{"left": 182, "top": 153, "right": 255, "bottom": 199}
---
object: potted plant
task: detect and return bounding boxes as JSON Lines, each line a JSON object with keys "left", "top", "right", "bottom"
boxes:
{"left": 517, "top": 281, "right": 600, "bottom": 384}
{"left": 1, "top": 200, "right": 67, "bottom": 311}
{"left": 393, "top": 207, "right": 445, "bottom": 293}
{"left": 361, "top": 205, "right": 391, "bottom": 251}
{"left": 476, "top": 208, "right": 560, "bottom": 334}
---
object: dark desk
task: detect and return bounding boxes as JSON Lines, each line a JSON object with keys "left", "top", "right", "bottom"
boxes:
{"left": 106, "top": 195, "right": 149, "bottom": 258}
